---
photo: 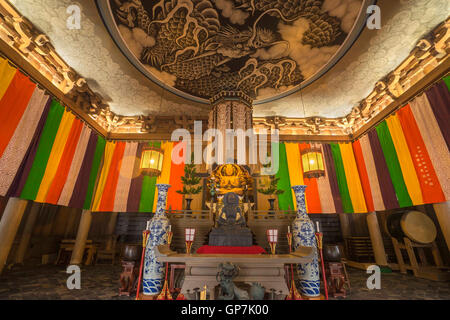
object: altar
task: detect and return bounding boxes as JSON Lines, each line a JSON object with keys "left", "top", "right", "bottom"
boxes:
{"left": 155, "top": 245, "right": 314, "bottom": 300}
{"left": 141, "top": 164, "right": 321, "bottom": 299}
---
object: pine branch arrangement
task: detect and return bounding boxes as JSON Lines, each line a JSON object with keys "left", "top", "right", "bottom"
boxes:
{"left": 176, "top": 154, "right": 202, "bottom": 197}
{"left": 258, "top": 159, "right": 284, "bottom": 197}
{"left": 257, "top": 175, "right": 284, "bottom": 196}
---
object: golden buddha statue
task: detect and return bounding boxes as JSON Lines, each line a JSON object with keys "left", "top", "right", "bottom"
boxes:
{"left": 208, "top": 164, "right": 253, "bottom": 196}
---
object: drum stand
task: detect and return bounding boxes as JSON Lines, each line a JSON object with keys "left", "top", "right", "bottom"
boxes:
{"left": 391, "top": 237, "right": 450, "bottom": 281}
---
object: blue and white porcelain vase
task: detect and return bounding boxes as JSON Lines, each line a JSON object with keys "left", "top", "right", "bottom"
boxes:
{"left": 143, "top": 184, "right": 171, "bottom": 295}
{"left": 291, "top": 185, "right": 320, "bottom": 297}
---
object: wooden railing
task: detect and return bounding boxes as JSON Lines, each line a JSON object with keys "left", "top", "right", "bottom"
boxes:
{"left": 248, "top": 210, "right": 297, "bottom": 221}
{"left": 166, "top": 209, "right": 214, "bottom": 223}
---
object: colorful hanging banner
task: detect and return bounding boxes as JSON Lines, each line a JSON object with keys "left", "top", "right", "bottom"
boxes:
{"left": 0, "top": 71, "right": 36, "bottom": 158}
{"left": 167, "top": 142, "right": 186, "bottom": 211}
{"left": 410, "top": 94, "right": 450, "bottom": 200}
{"left": 330, "top": 144, "right": 353, "bottom": 213}
{"left": 298, "top": 144, "right": 322, "bottom": 214}
{"left": 0, "top": 55, "right": 448, "bottom": 214}
{"left": 339, "top": 143, "right": 367, "bottom": 213}
{"left": 385, "top": 114, "right": 424, "bottom": 205}
{"left": 316, "top": 145, "right": 336, "bottom": 213}
{"left": 425, "top": 81, "right": 450, "bottom": 149}
{"left": 114, "top": 142, "right": 138, "bottom": 212}
{"left": 285, "top": 143, "right": 304, "bottom": 211}
{"left": 0, "top": 89, "right": 49, "bottom": 196}
{"left": 275, "top": 142, "right": 294, "bottom": 211}
{"left": 0, "top": 57, "right": 17, "bottom": 100}
{"left": 352, "top": 140, "right": 375, "bottom": 212}
{"left": 396, "top": 104, "right": 446, "bottom": 204}
{"left": 375, "top": 121, "right": 413, "bottom": 208}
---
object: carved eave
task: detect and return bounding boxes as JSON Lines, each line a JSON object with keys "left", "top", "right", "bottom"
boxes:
{"left": 0, "top": 1, "right": 448, "bottom": 141}
{"left": 209, "top": 91, "right": 254, "bottom": 108}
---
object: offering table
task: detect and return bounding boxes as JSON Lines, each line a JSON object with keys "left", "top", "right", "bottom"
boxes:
{"left": 155, "top": 245, "right": 314, "bottom": 300}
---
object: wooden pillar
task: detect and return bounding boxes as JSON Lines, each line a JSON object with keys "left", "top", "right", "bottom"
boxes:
{"left": 105, "top": 212, "right": 118, "bottom": 250}
{"left": 53, "top": 207, "right": 70, "bottom": 237}
{"left": 41, "top": 205, "right": 57, "bottom": 237}
{"left": 339, "top": 213, "right": 352, "bottom": 239}
{"left": 14, "top": 202, "right": 42, "bottom": 265}
{"left": 366, "top": 212, "right": 388, "bottom": 266}
{"left": 107, "top": 212, "right": 118, "bottom": 235}
{"left": 70, "top": 210, "right": 92, "bottom": 265}
{"left": 64, "top": 207, "right": 79, "bottom": 238}
{"left": 433, "top": 202, "right": 450, "bottom": 251}
{"left": 0, "top": 198, "right": 29, "bottom": 274}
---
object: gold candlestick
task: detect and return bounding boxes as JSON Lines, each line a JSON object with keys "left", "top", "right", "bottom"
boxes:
{"left": 186, "top": 241, "right": 193, "bottom": 254}
{"left": 167, "top": 231, "right": 173, "bottom": 246}
{"left": 287, "top": 232, "right": 293, "bottom": 253}
{"left": 269, "top": 242, "right": 277, "bottom": 255}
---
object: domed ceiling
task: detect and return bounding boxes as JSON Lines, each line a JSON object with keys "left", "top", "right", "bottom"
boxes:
{"left": 8, "top": 0, "right": 448, "bottom": 120}
{"left": 98, "top": 0, "right": 369, "bottom": 103}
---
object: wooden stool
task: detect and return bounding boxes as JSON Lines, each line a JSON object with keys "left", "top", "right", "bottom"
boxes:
{"left": 326, "top": 262, "right": 347, "bottom": 298}
{"left": 119, "top": 260, "right": 139, "bottom": 296}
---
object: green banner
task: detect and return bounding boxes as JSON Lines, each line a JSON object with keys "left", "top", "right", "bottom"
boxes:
{"left": 330, "top": 143, "right": 353, "bottom": 213}
{"left": 275, "top": 142, "right": 294, "bottom": 211}
{"left": 20, "top": 100, "right": 64, "bottom": 200}
{"left": 376, "top": 121, "right": 412, "bottom": 208}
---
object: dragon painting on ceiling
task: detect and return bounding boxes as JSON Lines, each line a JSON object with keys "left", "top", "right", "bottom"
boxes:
{"left": 106, "top": 0, "right": 364, "bottom": 100}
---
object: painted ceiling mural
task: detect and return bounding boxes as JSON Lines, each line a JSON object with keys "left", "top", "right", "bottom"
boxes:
{"left": 8, "top": 0, "right": 449, "bottom": 118}
{"left": 105, "top": 0, "right": 365, "bottom": 101}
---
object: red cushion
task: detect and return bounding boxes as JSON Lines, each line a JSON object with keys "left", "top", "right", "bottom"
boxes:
{"left": 196, "top": 245, "right": 266, "bottom": 255}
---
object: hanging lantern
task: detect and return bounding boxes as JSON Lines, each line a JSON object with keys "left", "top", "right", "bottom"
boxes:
{"left": 301, "top": 146, "right": 325, "bottom": 179}
{"left": 140, "top": 146, "right": 164, "bottom": 176}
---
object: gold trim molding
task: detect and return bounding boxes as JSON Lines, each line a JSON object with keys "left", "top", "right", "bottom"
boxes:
{"left": 0, "top": 0, "right": 448, "bottom": 140}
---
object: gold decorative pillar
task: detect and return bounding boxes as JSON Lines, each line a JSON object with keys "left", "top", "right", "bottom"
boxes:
{"left": 366, "top": 212, "right": 388, "bottom": 266}
{"left": 0, "top": 198, "right": 29, "bottom": 274}
{"left": 208, "top": 92, "right": 253, "bottom": 166}
{"left": 70, "top": 209, "right": 92, "bottom": 265}
{"left": 14, "top": 202, "right": 42, "bottom": 265}
{"left": 433, "top": 202, "right": 450, "bottom": 250}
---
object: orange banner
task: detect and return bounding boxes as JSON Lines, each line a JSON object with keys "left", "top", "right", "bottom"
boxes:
{"left": 99, "top": 141, "right": 126, "bottom": 212}
{"left": 396, "top": 105, "right": 445, "bottom": 204}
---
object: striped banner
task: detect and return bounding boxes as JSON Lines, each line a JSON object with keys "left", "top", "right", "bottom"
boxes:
{"left": 0, "top": 56, "right": 448, "bottom": 214}
{"left": 88, "top": 140, "right": 187, "bottom": 212}
{"left": 0, "top": 96, "right": 105, "bottom": 209}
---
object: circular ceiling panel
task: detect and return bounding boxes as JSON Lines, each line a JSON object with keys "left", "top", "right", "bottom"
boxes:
{"left": 97, "top": 0, "right": 371, "bottom": 104}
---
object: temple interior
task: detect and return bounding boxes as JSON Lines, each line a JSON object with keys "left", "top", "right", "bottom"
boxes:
{"left": 0, "top": 0, "right": 449, "bottom": 302}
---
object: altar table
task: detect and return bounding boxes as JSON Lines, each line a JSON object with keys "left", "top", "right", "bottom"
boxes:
{"left": 155, "top": 245, "right": 314, "bottom": 300}
{"left": 196, "top": 245, "right": 266, "bottom": 255}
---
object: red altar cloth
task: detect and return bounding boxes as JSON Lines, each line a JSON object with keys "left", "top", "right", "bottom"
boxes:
{"left": 196, "top": 245, "right": 266, "bottom": 255}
